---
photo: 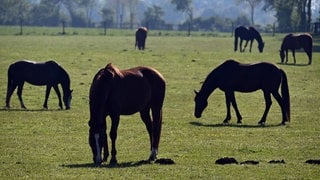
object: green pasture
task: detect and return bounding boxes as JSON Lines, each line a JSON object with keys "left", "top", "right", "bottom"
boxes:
{"left": 0, "top": 27, "right": 319, "bottom": 179}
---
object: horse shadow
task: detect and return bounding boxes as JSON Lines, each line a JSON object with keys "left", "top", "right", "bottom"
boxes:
{"left": 277, "top": 62, "right": 310, "bottom": 67}
{"left": 0, "top": 107, "right": 63, "bottom": 112}
{"left": 61, "top": 160, "right": 152, "bottom": 169}
{"left": 189, "top": 121, "right": 284, "bottom": 128}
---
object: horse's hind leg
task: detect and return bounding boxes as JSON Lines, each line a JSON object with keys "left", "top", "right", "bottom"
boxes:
{"left": 229, "top": 91, "right": 242, "bottom": 123}
{"left": 259, "top": 91, "right": 272, "bottom": 125}
{"left": 17, "top": 83, "right": 26, "bottom": 109}
{"left": 271, "top": 91, "right": 287, "bottom": 125}
{"left": 6, "top": 83, "right": 17, "bottom": 108}
{"left": 53, "top": 85, "right": 62, "bottom": 109}
{"left": 43, "top": 85, "right": 52, "bottom": 109}
{"left": 140, "top": 109, "right": 155, "bottom": 160}
{"left": 305, "top": 49, "right": 312, "bottom": 64}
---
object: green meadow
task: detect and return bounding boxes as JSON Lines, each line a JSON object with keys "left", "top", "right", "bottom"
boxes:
{"left": 0, "top": 27, "right": 319, "bottom": 179}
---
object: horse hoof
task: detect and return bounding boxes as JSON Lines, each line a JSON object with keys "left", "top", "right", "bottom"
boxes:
{"left": 109, "top": 159, "right": 118, "bottom": 167}
{"left": 258, "top": 121, "right": 265, "bottom": 126}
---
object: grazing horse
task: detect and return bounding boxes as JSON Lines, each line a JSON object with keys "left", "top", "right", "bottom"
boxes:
{"left": 234, "top": 26, "right": 264, "bottom": 53}
{"left": 280, "top": 33, "right": 313, "bottom": 64}
{"left": 194, "top": 60, "right": 290, "bottom": 125}
{"left": 6, "top": 60, "right": 72, "bottom": 110}
{"left": 135, "top": 27, "right": 148, "bottom": 50}
{"left": 88, "top": 63, "right": 166, "bottom": 166}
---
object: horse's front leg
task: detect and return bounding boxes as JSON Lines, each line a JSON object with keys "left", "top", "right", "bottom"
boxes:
{"left": 109, "top": 114, "right": 120, "bottom": 166}
{"left": 285, "top": 50, "right": 289, "bottom": 63}
{"left": 43, "top": 85, "right": 52, "bottom": 109}
{"left": 259, "top": 91, "right": 272, "bottom": 125}
{"left": 249, "top": 40, "right": 253, "bottom": 52}
{"left": 17, "top": 82, "right": 26, "bottom": 109}
{"left": 243, "top": 40, "right": 249, "bottom": 52}
{"left": 292, "top": 49, "right": 296, "bottom": 64}
{"left": 52, "top": 85, "right": 63, "bottom": 109}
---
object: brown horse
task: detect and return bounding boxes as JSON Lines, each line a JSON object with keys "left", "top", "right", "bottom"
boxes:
{"left": 280, "top": 33, "right": 313, "bottom": 64}
{"left": 135, "top": 27, "right": 148, "bottom": 50}
{"left": 6, "top": 60, "right": 72, "bottom": 109}
{"left": 194, "top": 60, "right": 290, "bottom": 125}
{"left": 88, "top": 63, "right": 166, "bottom": 166}
{"left": 234, "top": 26, "right": 264, "bottom": 53}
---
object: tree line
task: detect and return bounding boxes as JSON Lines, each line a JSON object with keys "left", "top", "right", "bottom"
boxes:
{"left": 0, "top": 0, "right": 317, "bottom": 33}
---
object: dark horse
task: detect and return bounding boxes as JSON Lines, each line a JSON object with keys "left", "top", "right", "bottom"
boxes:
{"left": 234, "top": 26, "right": 264, "bottom": 53}
{"left": 88, "top": 63, "right": 166, "bottom": 166}
{"left": 6, "top": 60, "right": 72, "bottom": 109}
{"left": 280, "top": 33, "right": 313, "bottom": 65}
{"left": 194, "top": 60, "right": 290, "bottom": 125}
{"left": 135, "top": 27, "right": 148, "bottom": 50}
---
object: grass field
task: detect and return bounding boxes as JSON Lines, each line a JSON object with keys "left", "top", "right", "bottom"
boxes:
{"left": 0, "top": 27, "right": 319, "bottom": 179}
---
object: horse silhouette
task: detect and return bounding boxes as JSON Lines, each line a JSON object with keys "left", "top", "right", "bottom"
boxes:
{"left": 234, "top": 26, "right": 264, "bottom": 53}
{"left": 88, "top": 63, "right": 165, "bottom": 166}
{"left": 194, "top": 60, "right": 290, "bottom": 125}
{"left": 6, "top": 60, "right": 72, "bottom": 110}
{"left": 280, "top": 33, "right": 313, "bottom": 65}
{"left": 135, "top": 27, "right": 148, "bottom": 50}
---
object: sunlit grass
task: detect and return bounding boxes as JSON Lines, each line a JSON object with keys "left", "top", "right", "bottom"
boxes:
{"left": 0, "top": 28, "right": 319, "bottom": 179}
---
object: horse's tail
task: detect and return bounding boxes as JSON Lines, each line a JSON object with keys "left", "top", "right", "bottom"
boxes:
{"left": 280, "top": 69, "right": 290, "bottom": 122}
{"left": 6, "top": 64, "right": 15, "bottom": 107}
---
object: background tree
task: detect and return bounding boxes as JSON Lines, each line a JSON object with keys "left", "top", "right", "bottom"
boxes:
{"left": 171, "top": 0, "right": 193, "bottom": 35}
{"left": 237, "top": 0, "right": 262, "bottom": 25}
{"left": 141, "top": 5, "right": 167, "bottom": 30}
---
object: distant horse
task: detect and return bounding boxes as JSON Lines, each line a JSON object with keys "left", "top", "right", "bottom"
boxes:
{"left": 194, "top": 60, "right": 290, "bottom": 125}
{"left": 135, "top": 27, "right": 148, "bottom": 50}
{"left": 88, "top": 63, "right": 165, "bottom": 166}
{"left": 234, "top": 26, "right": 264, "bottom": 53}
{"left": 280, "top": 33, "right": 313, "bottom": 64}
{"left": 6, "top": 60, "right": 72, "bottom": 109}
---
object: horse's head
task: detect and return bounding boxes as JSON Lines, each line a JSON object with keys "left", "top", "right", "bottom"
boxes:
{"left": 63, "top": 89, "right": 73, "bottom": 110}
{"left": 88, "top": 125, "right": 106, "bottom": 166}
{"left": 194, "top": 90, "right": 208, "bottom": 118}
{"left": 279, "top": 49, "right": 285, "bottom": 63}
{"left": 258, "top": 42, "right": 265, "bottom": 53}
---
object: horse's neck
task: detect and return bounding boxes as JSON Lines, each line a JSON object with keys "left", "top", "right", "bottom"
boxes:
{"left": 254, "top": 33, "right": 263, "bottom": 44}
{"left": 60, "top": 71, "right": 70, "bottom": 92}
{"left": 199, "top": 79, "right": 216, "bottom": 100}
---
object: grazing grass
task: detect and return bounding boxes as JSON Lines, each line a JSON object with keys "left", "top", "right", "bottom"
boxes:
{"left": 0, "top": 27, "right": 319, "bottom": 179}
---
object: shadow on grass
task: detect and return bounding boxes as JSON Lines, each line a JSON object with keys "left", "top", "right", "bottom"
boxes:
{"left": 0, "top": 107, "right": 64, "bottom": 112}
{"left": 276, "top": 62, "right": 310, "bottom": 66}
{"left": 189, "top": 121, "right": 285, "bottom": 128}
{"left": 61, "top": 160, "right": 152, "bottom": 169}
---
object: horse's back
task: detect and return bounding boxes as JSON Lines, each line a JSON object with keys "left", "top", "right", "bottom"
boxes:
{"left": 8, "top": 60, "right": 64, "bottom": 85}
{"left": 217, "top": 60, "right": 281, "bottom": 92}
{"left": 282, "top": 33, "right": 312, "bottom": 49}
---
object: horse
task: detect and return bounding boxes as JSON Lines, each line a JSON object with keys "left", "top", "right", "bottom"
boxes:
{"left": 234, "top": 26, "right": 264, "bottom": 53}
{"left": 88, "top": 63, "right": 166, "bottom": 166}
{"left": 279, "top": 33, "right": 313, "bottom": 65}
{"left": 135, "top": 27, "right": 148, "bottom": 50}
{"left": 5, "top": 60, "right": 72, "bottom": 110}
{"left": 194, "top": 59, "right": 290, "bottom": 125}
